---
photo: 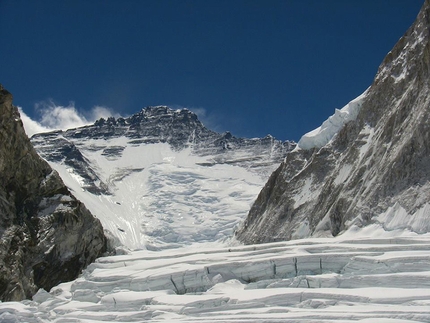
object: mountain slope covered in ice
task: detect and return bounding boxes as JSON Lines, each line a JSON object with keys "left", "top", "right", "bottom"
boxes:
{"left": 236, "top": 0, "right": 430, "bottom": 244}
{"left": 31, "top": 106, "right": 294, "bottom": 250}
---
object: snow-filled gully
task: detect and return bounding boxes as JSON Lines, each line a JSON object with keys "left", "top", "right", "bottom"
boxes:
{"left": 1, "top": 234, "right": 430, "bottom": 322}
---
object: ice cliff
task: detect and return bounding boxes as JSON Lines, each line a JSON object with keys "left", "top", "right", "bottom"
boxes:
{"left": 236, "top": 0, "right": 430, "bottom": 244}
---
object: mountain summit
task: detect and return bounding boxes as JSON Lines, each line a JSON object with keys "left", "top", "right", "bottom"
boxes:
{"left": 31, "top": 106, "right": 295, "bottom": 249}
{"left": 236, "top": 0, "right": 430, "bottom": 244}
{"left": 66, "top": 106, "right": 208, "bottom": 148}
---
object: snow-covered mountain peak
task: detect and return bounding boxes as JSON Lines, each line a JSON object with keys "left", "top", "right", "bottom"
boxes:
{"left": 125, "top": 106, "right": 200, "bottom": 128}
{"left": 56, "top": 105, "right": 209, "bottom": 149}
{"left": 31, "top": 106, "right": 295, "bottom": 249}
{"left": 138, "top": 105, "right": 194, "bottom": 117}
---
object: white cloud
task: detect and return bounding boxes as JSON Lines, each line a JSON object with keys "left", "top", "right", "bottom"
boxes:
{"left": 18, "top": 100, "right": 119, "bottom": 137}
{"left": 89, "top": 106, "right": 119, "bottom": 121}
{"left": 35, "top": 100, "right": 90, "bottom": 130}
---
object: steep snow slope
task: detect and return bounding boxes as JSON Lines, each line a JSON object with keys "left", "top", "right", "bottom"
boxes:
{"left": 31, "top": 107, "right": 294, "bottom": 250}
{"left": 236, "top": 0, "right": 430, "bottom": 244}
{"left": 1, "top": 228, "right": 430, "bottom": 322}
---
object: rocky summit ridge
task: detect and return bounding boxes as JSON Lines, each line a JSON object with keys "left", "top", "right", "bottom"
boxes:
{"left": 236, "top": 0, "right": 430, "bottom": 244}
{"left": 0, "top": 85, "right": 107, "bottom": 301}
{"left": 32, "top": 106, "right": 295, "bottom": 190}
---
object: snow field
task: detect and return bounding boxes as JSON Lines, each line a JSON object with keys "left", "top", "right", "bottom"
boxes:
{"left": 1, "top": 233, "right": 430, "bottom": 322}
{"left": 48, "top": 139, "right": 265, "bottom": 250}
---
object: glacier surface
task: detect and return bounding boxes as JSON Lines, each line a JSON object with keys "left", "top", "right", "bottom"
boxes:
{"left": 1, "top": 227, "right": 430, "bottom": 322}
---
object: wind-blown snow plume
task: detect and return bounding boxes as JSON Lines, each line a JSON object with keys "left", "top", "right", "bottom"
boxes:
{"left": 17, "top": 107, "right": 51, "bottom": 137}
{"left": 19, "top": 100, "right": 119, "bottom": 137}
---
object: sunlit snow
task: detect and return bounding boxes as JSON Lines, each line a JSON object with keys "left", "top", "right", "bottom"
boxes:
{"left": 297, "top": 89, "right": 368, "bottom": 150}
{"left": 1, "top": 227, "right": 430, "bottom": 322}
{"left": 42, "top": 137, "right": 265, "bottom": 250}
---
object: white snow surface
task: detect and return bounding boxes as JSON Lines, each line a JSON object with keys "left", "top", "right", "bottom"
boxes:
{"left": 2, "top": 226, "right": 430, "bottom": 322}
{"left": 43, "top": 137, "right": 265, "bottom": 250}
{"left": 297, "top": 89, "right": 368, "bottom": 150}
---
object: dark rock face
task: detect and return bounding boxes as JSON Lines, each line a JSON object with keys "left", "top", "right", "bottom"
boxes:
{"left": 0, "top": 85, "right": 106, "bottom": 301}
{"left": 236, "top": 1, "right": 430, "bottom": 244}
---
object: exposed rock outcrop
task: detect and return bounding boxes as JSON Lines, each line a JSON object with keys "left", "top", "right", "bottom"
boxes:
{"left": 0, "top": 85, "right": 106, "bottom": 301}
{"left": 236, "top": 0, "right": 430, "bottom": 244}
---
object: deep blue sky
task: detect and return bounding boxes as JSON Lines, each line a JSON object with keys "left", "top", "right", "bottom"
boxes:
{"left": 0, "top": 0, "right": 424, "bottom": 141}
